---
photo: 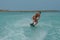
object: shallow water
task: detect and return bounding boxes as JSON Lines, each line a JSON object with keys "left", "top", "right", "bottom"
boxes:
{"left": 0, "top": 12, "right": 60, "bottom": 40}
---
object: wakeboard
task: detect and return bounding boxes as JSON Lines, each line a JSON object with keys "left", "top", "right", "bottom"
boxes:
{"left": 30, "top": 23, "right": 35, "bottom": 27}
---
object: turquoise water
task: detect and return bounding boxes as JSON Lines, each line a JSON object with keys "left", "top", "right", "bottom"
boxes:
{"left": 0, "top": 12, "right": 60, "bottom": 40}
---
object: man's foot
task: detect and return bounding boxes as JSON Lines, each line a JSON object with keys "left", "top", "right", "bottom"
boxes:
{"left": 30, "top": 23, "right": 35, "bottom": 27}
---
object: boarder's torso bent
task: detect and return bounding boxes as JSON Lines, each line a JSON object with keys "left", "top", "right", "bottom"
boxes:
{"left": 32, "top": 12, "right": 41, "bottom": 25}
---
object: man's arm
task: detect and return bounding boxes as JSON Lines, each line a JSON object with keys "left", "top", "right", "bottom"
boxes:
{"left": 37, "top": 17, "right": 40, "bottom": 20}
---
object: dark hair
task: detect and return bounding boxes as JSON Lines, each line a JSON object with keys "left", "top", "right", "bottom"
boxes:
{"left": 40, "top": 11, "right": 41, "bottom": 14}
{"left": 37, "top": 11, "right": 41, "bottom": 14}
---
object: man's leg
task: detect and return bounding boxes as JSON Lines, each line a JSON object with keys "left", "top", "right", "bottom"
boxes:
{"left": 33, "top": 20, "right": 38, "bottom": 25}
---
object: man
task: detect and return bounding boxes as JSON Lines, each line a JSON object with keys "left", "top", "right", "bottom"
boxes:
{"left": 30, "top": 12, "right": 41, "bottom": 26}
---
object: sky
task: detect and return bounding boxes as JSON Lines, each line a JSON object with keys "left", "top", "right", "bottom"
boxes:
{"left": 0, "top": 0, "right": 60, "bottom": 10}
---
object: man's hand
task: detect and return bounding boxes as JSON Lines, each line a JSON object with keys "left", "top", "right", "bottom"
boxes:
{"left": 37, "top": 17, "right": 40, "bottom": 20}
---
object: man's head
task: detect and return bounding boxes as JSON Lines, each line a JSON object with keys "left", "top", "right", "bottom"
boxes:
{"left": 36, "top": 11, "right": 41, "bottom": 14}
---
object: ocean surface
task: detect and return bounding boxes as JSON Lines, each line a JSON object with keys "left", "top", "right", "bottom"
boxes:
{"left": 0, "top": 12, "right": 60, "bottom": 40}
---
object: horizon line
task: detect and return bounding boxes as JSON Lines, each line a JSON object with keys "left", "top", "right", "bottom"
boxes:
{"left": 0, "top": 10, "right": 60, "bottom": 12}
